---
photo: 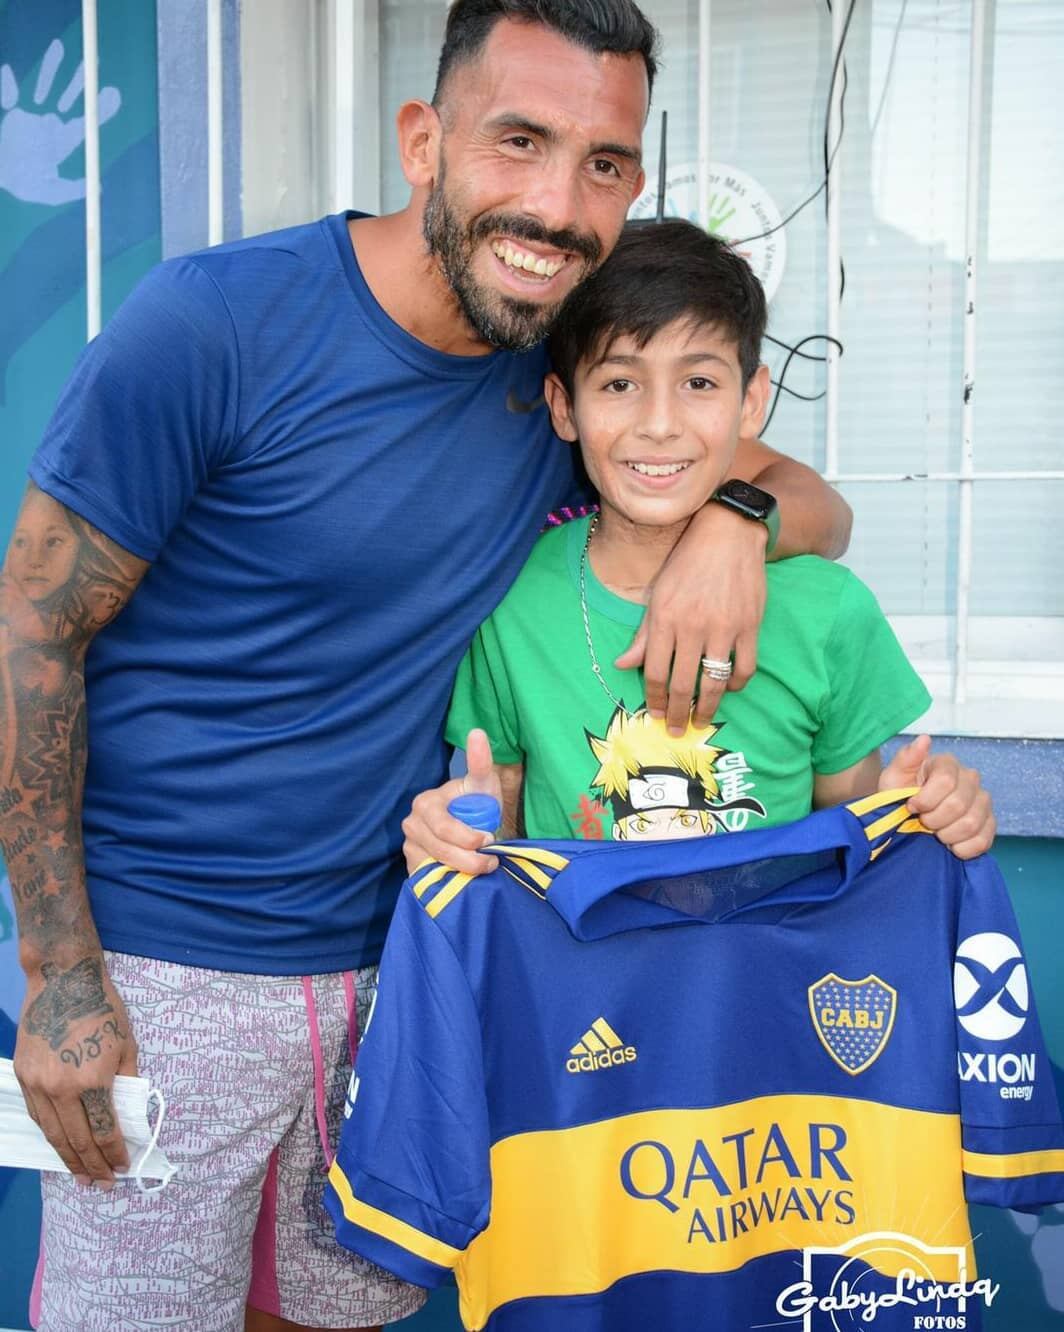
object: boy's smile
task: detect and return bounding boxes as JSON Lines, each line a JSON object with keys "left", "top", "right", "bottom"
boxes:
{"left": 547, "top": 318, "right": 770, "bottom": 543}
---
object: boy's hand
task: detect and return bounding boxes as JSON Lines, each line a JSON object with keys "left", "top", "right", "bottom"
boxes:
{"left": 879, "top": 734, "right": 996, "bottom": 860}
{"left": 401, "top": 729, "right": 502, "bottom": 876}
{"left": 615, "top": 503, "right": 767, "bottom": 736}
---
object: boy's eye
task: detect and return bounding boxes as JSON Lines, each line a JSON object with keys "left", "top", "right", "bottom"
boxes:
{"left": 604, "top": 378, "right": 634, "bottom": 393}
{"left": 687, "top": 376, "right": 716, "bottom": 391}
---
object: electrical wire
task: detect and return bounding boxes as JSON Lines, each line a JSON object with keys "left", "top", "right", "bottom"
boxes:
{"left": 763, "top": 335, "right": 844, "bottom": 436}
{"left": 733, "top": 0, "right": 857, "bottom": 248}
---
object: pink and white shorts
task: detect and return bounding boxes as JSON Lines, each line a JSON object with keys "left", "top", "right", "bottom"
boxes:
{"left": 32, "top": 950, "right": 425, "bottom": 1331}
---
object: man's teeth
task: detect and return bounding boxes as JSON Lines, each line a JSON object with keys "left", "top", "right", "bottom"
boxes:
{"left": 490, "top": 241, "right": 565, "bottom": 278}
{"left": 627, "top": 462, "right": 690, "bottom": 477}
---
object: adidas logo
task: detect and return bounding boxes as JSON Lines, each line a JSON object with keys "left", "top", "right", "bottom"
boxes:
{"left": 565, "top": 1017, "right": 638, "bottom": 1074}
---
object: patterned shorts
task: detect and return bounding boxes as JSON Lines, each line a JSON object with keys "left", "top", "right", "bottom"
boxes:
{"left": 33, "top": 951, "right": 426, "bottom": 1331}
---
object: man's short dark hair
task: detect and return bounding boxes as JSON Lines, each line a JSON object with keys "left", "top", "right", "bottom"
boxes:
{"left": 548, "top": 219, "right": 767, "bottom": 392}
{"left": 434, "top": 0, "right": 659, "bottom": 104}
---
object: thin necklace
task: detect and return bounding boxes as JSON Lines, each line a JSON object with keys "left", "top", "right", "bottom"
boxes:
{"left": 579, "top": 514, "right": 627, "bottom": 710}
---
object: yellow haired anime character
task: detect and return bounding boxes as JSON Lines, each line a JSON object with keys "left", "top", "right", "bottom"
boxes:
{"left": 586, "top": 705, "right": 766, "bottom": 841}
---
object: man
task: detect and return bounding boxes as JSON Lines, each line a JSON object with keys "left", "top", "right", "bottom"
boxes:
{"left": 2, "top": 3, "right": 850, "bottom": 1330}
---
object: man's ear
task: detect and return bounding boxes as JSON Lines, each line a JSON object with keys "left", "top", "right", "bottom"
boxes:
{"left": 740, "top": 364, "right": 772, "bottom": 438}
{"left": 544, "top": 372, "right": 580, "bottom": 442}
{"left": 396, "top": 100, "right": 442, "bottom": 189}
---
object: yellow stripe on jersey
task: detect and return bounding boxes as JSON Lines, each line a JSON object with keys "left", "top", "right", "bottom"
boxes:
{"left": 499, "top": 862, "right": 549, "bottom": 900}
{"left": 847, "top": 788, "right": 919, "bottom": 818}
{"left": 327, "top": 1160, "right": 462, "bottom": 1270}
{"left": 864, "top": 803, "right": 919, "bottom": 844}
{"left": 413, "top": 863, "right": 452, "bottom": 899}
{"left": 504, "top": 856, "right": 554, "bottom": 891}
{"left": 453, "top": 1094, "right": 972, "bottom": 1330}
{"left": 425, "top": 872, "right": 474, "bottom": 919}
{"left": 485, "top": 844, "right": 571, "bottom": 872}
{"left": 963, "top": 1147, "right": 1064, "bottom": 1179}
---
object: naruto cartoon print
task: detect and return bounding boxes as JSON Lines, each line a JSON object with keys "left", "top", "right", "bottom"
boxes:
{"left": 583, "top": 704, "right": 766, "bottom": 841}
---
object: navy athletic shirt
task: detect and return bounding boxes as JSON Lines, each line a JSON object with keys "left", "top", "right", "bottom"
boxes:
{"left": 328, "top": 792, "right": 1064, "bottom": 1330}
{"left": 30, "top": 212, "right": 576, "bottom": 972}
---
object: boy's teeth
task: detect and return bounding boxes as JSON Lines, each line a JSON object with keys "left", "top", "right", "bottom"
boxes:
{"left": 628, "top": 462, "right": 689, "bottom": 477}
{"left": 491, "top": 241, "right": 564, "bottom": 278}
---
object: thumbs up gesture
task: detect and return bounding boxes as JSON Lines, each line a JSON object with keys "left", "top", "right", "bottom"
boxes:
{"left": 879, "top": 734, "right": 996, "bottom": 860}
{"left": 401, "top": 729, "right": 504, "bottom": 876}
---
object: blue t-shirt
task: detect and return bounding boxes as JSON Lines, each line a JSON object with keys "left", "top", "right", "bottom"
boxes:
{"left": 30, "top": 212, "right": 576, "bottom": 973}
{"left": 327, "top": 792, "right": 1064, "bottom": 1330}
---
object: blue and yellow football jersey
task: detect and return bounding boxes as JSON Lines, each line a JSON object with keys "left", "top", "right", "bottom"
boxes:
{"left": 325, "top": 792, "right": 1064, "bottom": 1330}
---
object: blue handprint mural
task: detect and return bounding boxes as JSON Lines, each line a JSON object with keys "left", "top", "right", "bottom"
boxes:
{"left": 0, "top": 36, "right": 121, "bottom": 205}
{"left": 0, "top": 0, "right": 161, "bottom": 535}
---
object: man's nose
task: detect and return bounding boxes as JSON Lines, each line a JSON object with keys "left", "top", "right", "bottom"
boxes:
{"left": 519, "top": 156, "right": 583, "bottom": 241}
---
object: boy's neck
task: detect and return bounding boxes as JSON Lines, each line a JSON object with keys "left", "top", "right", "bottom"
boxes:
{"left": 589, "top": 508, "right": 694, "bottom": 604}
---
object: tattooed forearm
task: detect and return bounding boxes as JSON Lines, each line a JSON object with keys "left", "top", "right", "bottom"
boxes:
{"left": 24, "top": 958, "right": 114, "bottom": 1050}
{"left": 0, "top": 483, "right": 148, "bottom": 971}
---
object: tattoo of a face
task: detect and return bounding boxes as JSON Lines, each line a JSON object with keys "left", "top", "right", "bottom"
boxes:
{"left": 80, "top": 1087, "right": 116, "bottom": 1136}
{"left": 1, "top": 484, "right": 147, "bottom": 964}
{"left": 24, "top": 957, "right": 113, "bottom": 1051}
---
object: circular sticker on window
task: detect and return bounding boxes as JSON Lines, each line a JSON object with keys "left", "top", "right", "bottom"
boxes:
{"left": 630, "top": 162, "right": 786, "bottom": 304}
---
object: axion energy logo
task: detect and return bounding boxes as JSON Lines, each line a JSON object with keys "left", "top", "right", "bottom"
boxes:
{"left": 953, "top": 933, "right": 1029, "bottom": 1041}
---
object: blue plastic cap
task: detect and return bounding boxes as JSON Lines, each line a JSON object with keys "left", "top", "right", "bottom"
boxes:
{"left": 448, "top": 793, "right": 501, "bottom": 835}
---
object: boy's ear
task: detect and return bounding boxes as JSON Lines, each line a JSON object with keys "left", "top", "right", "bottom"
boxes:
{"left": 544, "top": 373, "right": 580, "bottom": 442}
{"left": 396, "top": 99, "right": 442, "bottom": 189}
{"left": 740, "top": 364, "right": 772, "bottom": 438}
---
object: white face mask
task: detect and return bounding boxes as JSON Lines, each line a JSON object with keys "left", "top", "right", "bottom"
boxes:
{"left": 0, "top": 1057, "right": 179, "bottom": 1194}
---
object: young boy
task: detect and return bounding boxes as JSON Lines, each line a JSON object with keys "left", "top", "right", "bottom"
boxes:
{"left": 404, "top": 220, "right": 993, "bottom": 864}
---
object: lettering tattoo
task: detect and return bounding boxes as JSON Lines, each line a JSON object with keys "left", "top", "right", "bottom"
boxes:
{"left": 23, "top": 957, "right": 114, "bottom": 1051}
{"left": 80, "top": 1087, "right": 116, "bottom": 1137}
{"left": 60, "top": 1018, "right": 127, "bottom": 1069}
{"left": 0, "top": 484, "right": 147, "bottom": 961}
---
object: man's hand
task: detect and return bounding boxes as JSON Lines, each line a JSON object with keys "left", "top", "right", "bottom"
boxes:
{"left": 879, "top": 734, "right": 996, "bottom": 860}
{"left": 14, "top": 954, "right": 137, "bottom": 1187}
{"left": 615, "top": 503, "right": 767, "bottom": 735}
{"left": 402, "top": 729, "right": 502, "bottom": 876}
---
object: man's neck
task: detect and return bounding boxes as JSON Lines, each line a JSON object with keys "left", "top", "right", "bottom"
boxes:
{"left": 589, "top": 509, "right": 693, "bottom": 604}
{"left": 347, "top": 211, "right": 495, "bottom": 357}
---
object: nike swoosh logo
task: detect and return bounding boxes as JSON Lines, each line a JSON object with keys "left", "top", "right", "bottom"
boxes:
{"left": 506, "top": 389, "right": 546, "bottom": 414}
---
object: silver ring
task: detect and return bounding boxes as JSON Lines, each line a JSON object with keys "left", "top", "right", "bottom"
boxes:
{"left": 701, "top": 656, "right": 733, "bottom": 681}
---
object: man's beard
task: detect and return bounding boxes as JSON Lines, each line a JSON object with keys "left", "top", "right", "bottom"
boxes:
{"left": 422, "top": 160, "right": 602, "bottom": 352}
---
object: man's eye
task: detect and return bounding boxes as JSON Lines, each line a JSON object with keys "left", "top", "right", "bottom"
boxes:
{"left": 506, "top": 135, "right": 534, "bottom": 150}
{"left": 591, "top": 158, "right": 621, "bottom": 177}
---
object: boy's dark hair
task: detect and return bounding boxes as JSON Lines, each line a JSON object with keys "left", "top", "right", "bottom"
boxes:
{"left": 433, "top": 0, "right": 659, "bottom": 104}
{"left": 548, "top": 219, "right": 767, "bottom": 392}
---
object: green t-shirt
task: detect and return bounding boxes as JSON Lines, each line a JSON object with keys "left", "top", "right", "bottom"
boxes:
{"left": 446, "top": 517, "right": 931, "bottom": 842}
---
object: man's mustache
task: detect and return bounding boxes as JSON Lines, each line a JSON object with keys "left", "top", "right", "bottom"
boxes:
{"left": 470, "top": 213, "right": 602, "bottom": 266}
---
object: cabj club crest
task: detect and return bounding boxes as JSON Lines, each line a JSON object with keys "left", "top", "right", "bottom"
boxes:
{"left": 808, "top": 974, "right": 897, "bottom": 1075}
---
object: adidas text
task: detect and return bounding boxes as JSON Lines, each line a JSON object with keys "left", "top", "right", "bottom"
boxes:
{"left": 566, "top": 1047, "right": 637, "bottom": 1074}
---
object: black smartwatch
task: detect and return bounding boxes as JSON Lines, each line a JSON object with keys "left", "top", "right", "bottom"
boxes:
{"left": 711, "top": 480, "right": 780, "bottom": 555}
